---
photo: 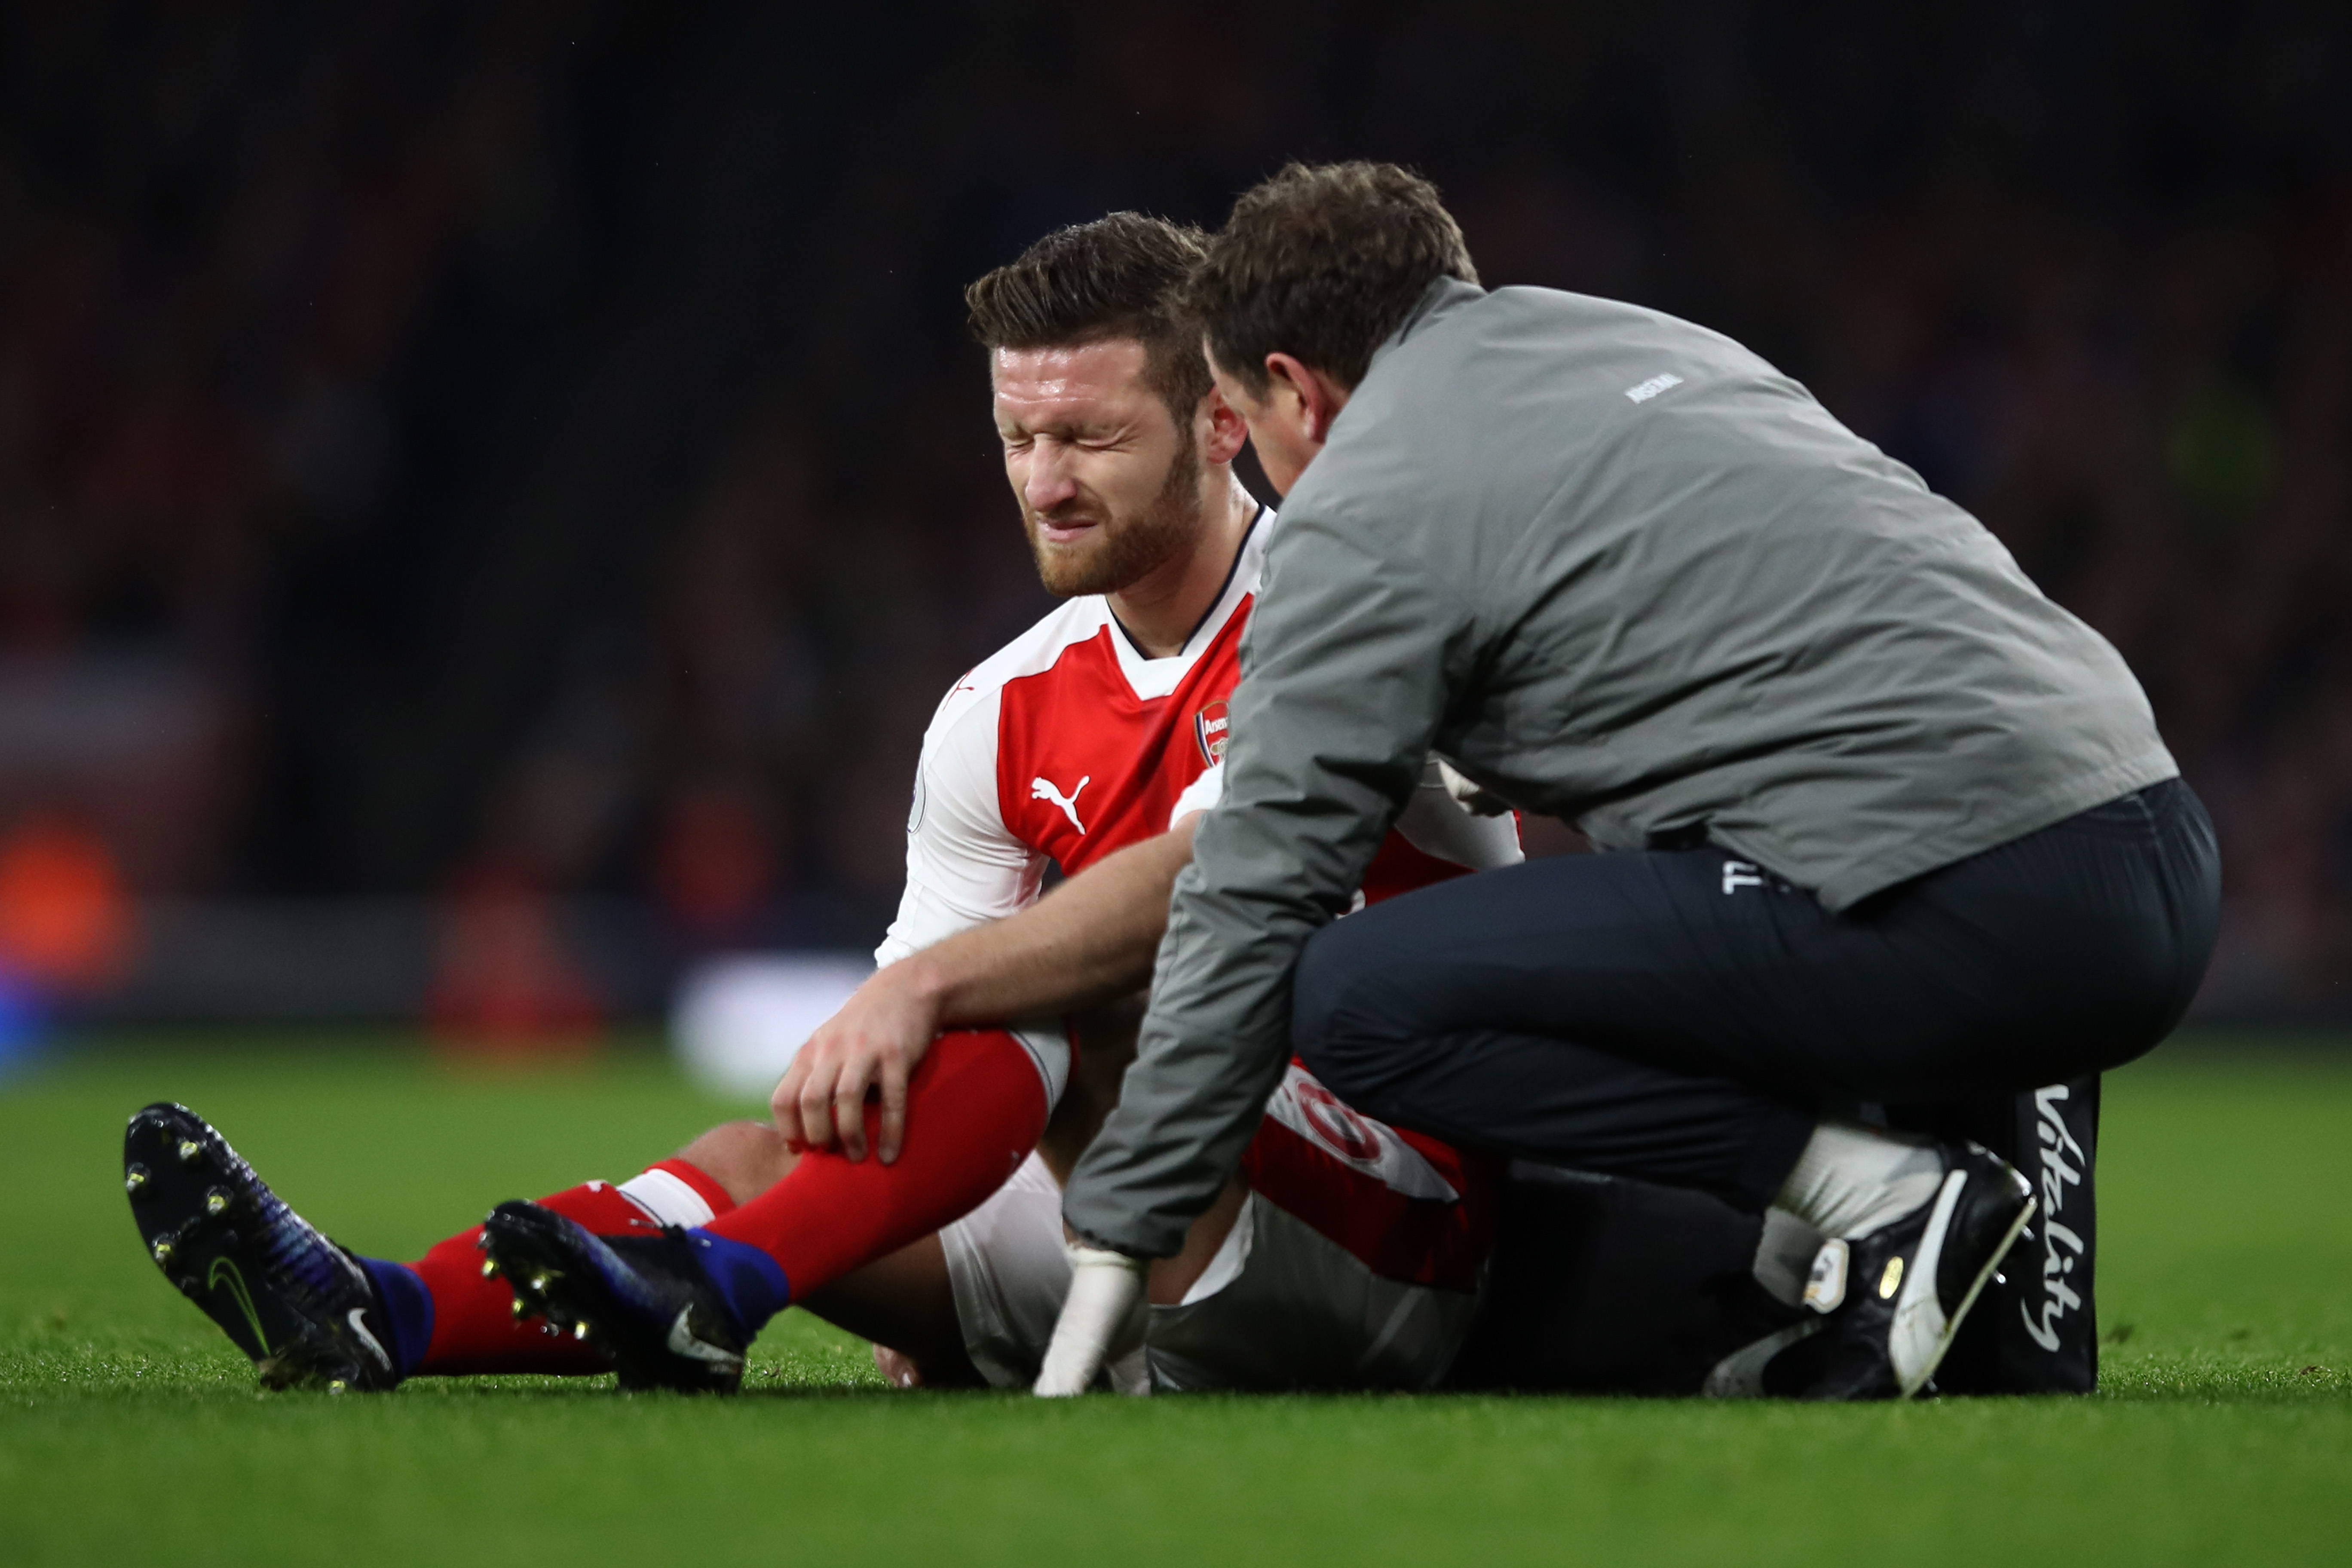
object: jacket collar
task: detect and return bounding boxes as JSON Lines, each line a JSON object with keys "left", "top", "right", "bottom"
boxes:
{"left": 1363, "top": 276, "right": 1487, "bottom": 382}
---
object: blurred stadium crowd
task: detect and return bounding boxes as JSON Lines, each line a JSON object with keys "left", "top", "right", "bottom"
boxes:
{"left": 0, "top": 2, "right": 2347, "bottom": 1034}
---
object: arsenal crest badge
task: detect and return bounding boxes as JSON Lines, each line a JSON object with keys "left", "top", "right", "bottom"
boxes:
{"left": 1194, "top": 700, "right": 1230, "bottom": 765}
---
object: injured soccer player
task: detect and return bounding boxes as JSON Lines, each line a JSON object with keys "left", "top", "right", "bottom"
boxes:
{"left": 121, "top": 214, "right": 1825, "bottom": 1399}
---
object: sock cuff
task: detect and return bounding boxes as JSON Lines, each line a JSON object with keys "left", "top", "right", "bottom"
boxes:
{"left": 620, "top": 1160, "right": 736, "bottom": 1227}
{"left": 1777, "top": 1120, "right": 1945, "bottom": 1240}
{"left": 355, "top": 1256, "right": 436, "bottom": 1380}
{"left": 652, "top": 1158, "right": 739, "bottom": 1216}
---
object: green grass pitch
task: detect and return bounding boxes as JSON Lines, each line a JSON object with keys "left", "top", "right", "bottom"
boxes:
{"left": 2, "top": 1034, "right": 2347, "bottom": 1566}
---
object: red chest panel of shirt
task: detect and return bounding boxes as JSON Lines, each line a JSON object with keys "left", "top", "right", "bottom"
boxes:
{"left": 991, "top": 608, "right": 1479, "bottom": 906}
{"left": 996, "top": 622, "right": 1243, "bottom": 876}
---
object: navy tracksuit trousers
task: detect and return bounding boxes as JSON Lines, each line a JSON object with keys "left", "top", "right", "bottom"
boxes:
{"left": 1292, "top": 779, "right": 2221, "bottom": 1212}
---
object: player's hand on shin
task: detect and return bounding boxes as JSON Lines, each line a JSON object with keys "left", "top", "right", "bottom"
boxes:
{"left": 773, "top": 960, "right": 943, "bottom": 1164}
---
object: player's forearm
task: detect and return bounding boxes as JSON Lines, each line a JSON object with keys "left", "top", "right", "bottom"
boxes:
{"left": 903, "top": 818, "right": 1200, "bottom": 1025}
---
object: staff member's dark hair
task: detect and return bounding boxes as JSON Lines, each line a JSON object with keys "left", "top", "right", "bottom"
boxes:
{"left": 1190, "top": 162, "right": 1478, "bottom": 396}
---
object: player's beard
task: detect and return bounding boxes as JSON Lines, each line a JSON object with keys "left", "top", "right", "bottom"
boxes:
{"left": 1024, "top": 426, "right": 1203, "bottom": 599}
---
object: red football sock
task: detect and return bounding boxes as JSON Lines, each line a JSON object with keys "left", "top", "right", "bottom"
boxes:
{"left": 702, "top": 1027, "right": 1049, "bottom": 1301}
{"left": 409, "top": 1158, "right": 736, "bottom": 1376}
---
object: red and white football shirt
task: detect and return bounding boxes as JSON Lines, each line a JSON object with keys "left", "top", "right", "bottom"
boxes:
{"left": 879, "top": 510, "right": 1520, "bottom": 974}
{"left": 881, "top": 509, "right": 1519, "bottom": 1287}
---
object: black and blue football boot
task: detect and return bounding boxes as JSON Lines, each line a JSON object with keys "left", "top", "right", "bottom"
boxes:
{"left": 481, "top": 1200, "right": 756, "bottom": 1394}
{"left": 124, "top": 1102, "right": 402, "bottom": 1392}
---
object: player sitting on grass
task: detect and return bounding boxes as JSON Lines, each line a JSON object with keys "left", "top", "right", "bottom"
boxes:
{"left": 124, "top": 214, "right": 1811, "bottom": 1396}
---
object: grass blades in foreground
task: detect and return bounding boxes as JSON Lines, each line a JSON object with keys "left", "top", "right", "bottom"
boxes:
{"left": 0, "top": 1032, "right": 2346, "bottom": 1566}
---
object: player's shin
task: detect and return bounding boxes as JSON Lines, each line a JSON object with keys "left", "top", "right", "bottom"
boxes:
{"left": 368, "top": 1159, "right": 737, "bottom": 1377}
{"left": 693, "top": 1026, "right": 1052, "bottom": 1336}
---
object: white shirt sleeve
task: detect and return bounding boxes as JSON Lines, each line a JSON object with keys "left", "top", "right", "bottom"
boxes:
{"left": 1174, "top": 757, "right": 1521, "bottom": 869}
{"left": 1394, "top": 758, "right": 1525, "bottom": 869}
{"left": 876, "top": 682, "right": 1047, "bottom": 968}
{"left": 1167, "top": 761, "right": 1224, "bottom": 829}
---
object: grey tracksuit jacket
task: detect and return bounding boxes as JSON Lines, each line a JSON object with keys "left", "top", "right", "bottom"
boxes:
{"left": 1063, "top": 277, "right": 2177, "bottom": 1259}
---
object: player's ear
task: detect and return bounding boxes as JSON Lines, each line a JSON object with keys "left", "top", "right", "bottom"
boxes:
{"left": 1198, "top": 383, "right": 1250, "bottom": 466}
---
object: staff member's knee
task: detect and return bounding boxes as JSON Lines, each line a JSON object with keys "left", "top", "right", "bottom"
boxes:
{"left": 1290, "top": 914, "right": 1418, "bottom": 1117}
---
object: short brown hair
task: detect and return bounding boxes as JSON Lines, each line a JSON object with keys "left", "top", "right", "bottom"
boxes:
{"left": 1191, "top": 162, "right": 1477, "bottom": 395}
{"left": 965, "top": 213, "right": 1213, "bottom": 429}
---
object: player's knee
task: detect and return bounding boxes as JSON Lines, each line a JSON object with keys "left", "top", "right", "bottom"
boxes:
{"left": 677, "top": 1119, "right": 795, "bottom": 1204}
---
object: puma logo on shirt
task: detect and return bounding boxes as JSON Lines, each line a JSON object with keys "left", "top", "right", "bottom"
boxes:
{"left": 1031, "top": 774, "right": 1090, "bottom": 835}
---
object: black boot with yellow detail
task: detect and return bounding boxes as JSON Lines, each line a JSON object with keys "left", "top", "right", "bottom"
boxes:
{"left": 124, "top": 1102, "right": 403, "bottom": 1392}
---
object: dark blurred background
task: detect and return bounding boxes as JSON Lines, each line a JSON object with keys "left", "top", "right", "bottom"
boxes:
{"left": 2, "top": 0, "right": 2348, "bottom": 1043}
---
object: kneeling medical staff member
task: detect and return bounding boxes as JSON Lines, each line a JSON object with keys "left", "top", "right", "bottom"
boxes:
{"left": 1038, "top": 163, "right": 2217, "bottom": 1402}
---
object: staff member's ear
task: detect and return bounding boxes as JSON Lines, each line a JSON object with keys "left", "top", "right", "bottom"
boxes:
{"left": 1206, "top": 345, "right": 1353, "bottom": 498}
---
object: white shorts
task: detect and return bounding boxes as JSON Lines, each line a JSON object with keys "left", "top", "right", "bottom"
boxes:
{"left": 936, "top": 1154, "right": 1150, "bottom": 1395}
{"left": 937, "top": 1066, "right": 1490, "bottom": 1393}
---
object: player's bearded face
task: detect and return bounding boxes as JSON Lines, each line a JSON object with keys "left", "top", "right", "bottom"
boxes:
{"left": 1021, "top": 419, "right": 1199, "bottom": 597}
{"left": 993, "top": 341, "right": 1207, "bottom": 600}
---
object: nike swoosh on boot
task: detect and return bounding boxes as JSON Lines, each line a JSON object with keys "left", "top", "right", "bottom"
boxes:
{"left": 666, "top": 1308, "right": 745, "bottom": 1371}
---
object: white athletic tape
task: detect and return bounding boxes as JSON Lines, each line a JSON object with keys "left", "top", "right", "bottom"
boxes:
{"left": 618, "top": 1167, "right": 716, "bottom": 1230}
{"left": 1034, "top": 1245, "right": 1146, "bottom": 1396}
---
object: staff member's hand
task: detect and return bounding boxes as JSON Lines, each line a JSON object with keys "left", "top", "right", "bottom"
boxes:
{"left": 1034, "top": 1237, "right": 1148, "bottom": 1395}
{"left": 773, "top": 960, "right": 942, "bottom": 1164}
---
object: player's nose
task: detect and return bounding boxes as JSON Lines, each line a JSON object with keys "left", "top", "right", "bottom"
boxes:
{"left": 1022, "top": 442, "right": 1080, "bottom": 512}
